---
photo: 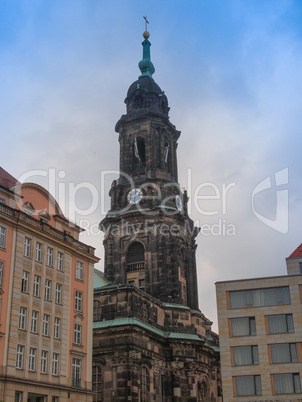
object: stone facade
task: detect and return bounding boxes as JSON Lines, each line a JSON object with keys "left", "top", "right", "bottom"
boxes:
{"left": 216, "top": 249, "right": 302, "bottom": 402}
{"left": 0, "top": 170, "right": 99, "bottom": 402}
{"left": 93, "top": 30, "right": 221, "bottom": 401}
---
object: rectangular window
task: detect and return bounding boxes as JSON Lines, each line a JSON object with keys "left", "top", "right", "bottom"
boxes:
{"left": 28, "top": 347, "right": 37, "bottom": 371}
{"left": 74, "top": 323, "right": 82, "bottom": 345}
{"left": 15, "top": 391, "right": 23, "bottom": 402}
{"left": 57, "top": 251, "right": 63, "bottom": 271}
{"left": 35, "top": 242, "right": 43, "bottom": 262}
{"left": 16, "top": 345, "right": 25, "bottom": 369}
{"left": 76, "top": 260, "right": 84, "bottom": 280}
{"left": 55, "top": 283, "right": 62, "bottom": 304}
{"left": 274, "top": 373, "right": 301, "bottom": 394}
{"left": 233, "top": 345, "right": 259, "bottom": 366}
{"left": 46, "top": 246, "right": 53, "bottom": 267}
{"left": 92, "top": 365, "right": 102, "bottom": 392}
{"left": 231, "top": 317, "right": 256, "bottom": 336}
{"left": 72, "top": 358, "right": 82, "bottom": 387}
{"left": 41, "top": 350, "right": 48, "bottom": 374}
{"left": 45, "top": 279, "right": 52, "bottom": 301}
{"left": 33, "top": 275, "right": 41, "bottom": 297}
{"left": 24, "top": 237, "right": 32, "bottom": 257}
{"left": 54, "top": 317, "right": 61, "bottom": 339}
{"left": 271, "top": 343, "right": 298, "bottom": 364}
{"left": 230, "top": 287, "right": 290, "bottom": 309}
{"left": 0, "top": 226, "right": 6, "bottom": 248}
{"left": 0, "top": 198, "right": 5, "bottom": 204}
{"left": 19, "top": 307, "right": 27, "bottom": 330}
{"left": 31, "top": 310, "right": 39, "bottom": 333}
{"left": 0, "top": 261, "right": 3, "bottom": 286}
{"left": 42, "top": 314, "right": 50, "bottom": 336}
{"left": 52, "top": 353, "right": 59, "bottom": 375}
{"left": 268, "top": 314, "right": 294, "bottom": 334}
{"left": 235, "top": 375, "right": 262, "bottom": 396}
{"left": 299, "top": 262, "right": 302, "bottom": 274}
{"left": 75, "top": 291, "right": 83, "bottom": 312}
{"left": 21, "top": 270, "right": 29, "bottom": 293}
{"left": 139, "top": 279, "right": 145, "bottom": 288}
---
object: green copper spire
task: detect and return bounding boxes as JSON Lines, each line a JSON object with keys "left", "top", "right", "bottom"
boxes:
{"left": 138, "top": 16, "right": 155, "bottom": 78}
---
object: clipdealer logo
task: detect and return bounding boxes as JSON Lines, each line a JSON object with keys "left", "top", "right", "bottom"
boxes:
{"left": 252, "top": 168, "right": 288, "bottom": 234}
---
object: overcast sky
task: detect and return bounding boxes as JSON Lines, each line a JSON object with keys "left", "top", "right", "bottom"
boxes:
{"left": 2, "top": 0, "right": 302, "bottom": 332}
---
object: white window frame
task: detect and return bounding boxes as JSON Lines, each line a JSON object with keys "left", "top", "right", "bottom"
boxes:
{"left": 35, "top": 242, "right": 43, "bottom": 262}
{"left": 52, "top": 353, "right": 59, "bottom": 375}
{"left": 45, "top": 279, "right": 52, "bottom": 301}
{"left": 19, "top": 306, "right": 27, "bottom": 330}
{"left": 41, "top": 350, "right": 48, "bottom": 374}
{"left": 16, "top": 345, "right": 24, "bottom": 369}
{"left": 0, "top": 226, "right": 6, "bottom": 248}
{"left": 42, "top": 314, "right": 50, "bottom": 336}
{"left": 31, "top": 310, "right": 39, "bottom": 333}
{"left": 33, "top": 275, "right": 41, "bottom": 297}
{"left": 74, "top": 323, "right": 82, "bottom": 345}
{"left": 57, "top": 251, "right": 63, "bottom": 271}
{"left": 21, "top": 271, "right": 29, "bottom": 293}
{"left": 76, "top": 260, "right": 84, "bottom": 280}
{"left": 75, "top": 291, "right": 83, "bottom": 312}
{"left": 72, "top": 358, "right": 82, "bottom": 387}
{"left": 55, "top": 283, "right": 62, "bottom": 304}
{"left": 46, "top": 246, "right": 53, "bottom": 267}
{"left": 24, "top": 237, "right": 32, "bottom": 257}
{"left": 28, "top": 347, "right": 37, "bottom": 371}
{"left": 54, "top": 317, "right": 61, "bottom": 339}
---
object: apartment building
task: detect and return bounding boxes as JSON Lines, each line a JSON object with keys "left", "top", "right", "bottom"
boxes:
{"left": 216, "top": 244, "right": 302, "bottom": 401}
{"left": 0, "top": 167, "right": 99, "bottom": 402}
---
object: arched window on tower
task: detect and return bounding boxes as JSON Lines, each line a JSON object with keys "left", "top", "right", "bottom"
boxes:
{"left": 126, "top": 242, "right": 145, "bottom": 272}
{"left": 178, "top": 247, "right": 187, "bottom": 306}
{"left": 133, "top": 137, "right": 146, "bottom": 173}
{"left": 141, "top": 365, "right": 150, "bottom": 402}
{"left": 164, "top": 139, "right": 172, "bottom": 173}
{"left": 126, "top": 242, "right": 145, "bottom": 290}
{"left": 198, "top": 381, "right": 209, "bottom": 402}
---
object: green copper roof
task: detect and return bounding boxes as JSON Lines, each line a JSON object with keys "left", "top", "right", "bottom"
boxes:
{"left": 138, "top": 26, "right": 155, "bottom": 78}
{"left": 94, "top": 269, "right": 109, "bottom": 288}
{"left": 93, "top": 317, "right": 204, "bottom": 342}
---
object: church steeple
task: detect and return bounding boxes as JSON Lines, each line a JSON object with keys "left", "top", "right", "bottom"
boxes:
{"left": 138, "top": 18, "right": 155, "bottom": 78}
{"left": 100, "top": 24, "right": 200, "bottom": 310}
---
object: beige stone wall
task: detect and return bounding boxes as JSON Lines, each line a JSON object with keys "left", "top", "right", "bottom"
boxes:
{"left": 216, "top": 275, "right": 302, "bottom": 402}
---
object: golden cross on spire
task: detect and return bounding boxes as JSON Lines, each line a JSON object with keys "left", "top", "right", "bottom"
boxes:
{"left": 143, "top": 16, "right": 149, "bottom": 31}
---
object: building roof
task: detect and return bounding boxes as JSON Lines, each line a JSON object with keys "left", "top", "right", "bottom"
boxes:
{"left": 0, "top": 167, "right": 19, "bottom": 189}
{"left": 93, "top": 317, "right": 203, "bottom": 342}
{"left": 94, "top": 269, "right": 109, "bottom": 288}
{"left": 288, "top": 243, "right": 302, "bottom": 258}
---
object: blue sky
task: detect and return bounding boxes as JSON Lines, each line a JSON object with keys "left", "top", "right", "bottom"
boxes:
{"left": 2, "top": 0, "right": 302, "bottom": 330}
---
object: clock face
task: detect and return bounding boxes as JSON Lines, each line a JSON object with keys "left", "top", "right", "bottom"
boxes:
{"left": 127, "top": 188, "right": 143, "bottom": 204}
{"left": 175, "top": 195, "right": 182, "bottom": 211}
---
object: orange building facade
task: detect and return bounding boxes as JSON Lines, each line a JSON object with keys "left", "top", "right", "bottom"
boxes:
{"left": 0, "top": 167, "right": 99, "bottom": 402}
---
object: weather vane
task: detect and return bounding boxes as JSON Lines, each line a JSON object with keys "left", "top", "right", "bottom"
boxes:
{"left": 143, "top": 16, "right": 149, "bottom": 31}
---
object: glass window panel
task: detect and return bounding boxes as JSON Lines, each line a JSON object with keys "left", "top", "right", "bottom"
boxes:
{"left": 236, "top": 375, "right": 261, "bottom": 396}
{"left": 230, "top": 287, "right": 290, "bottom": 309}
{"left": 234, "top": 346, "right": 258, "bottom": 366}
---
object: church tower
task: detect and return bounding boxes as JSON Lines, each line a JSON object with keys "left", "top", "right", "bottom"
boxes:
{"left": 101, "top": 26, "right": 199, "bottom": 310}
{"left": 94, "top": 23, "right": 221, "bottom": 402}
